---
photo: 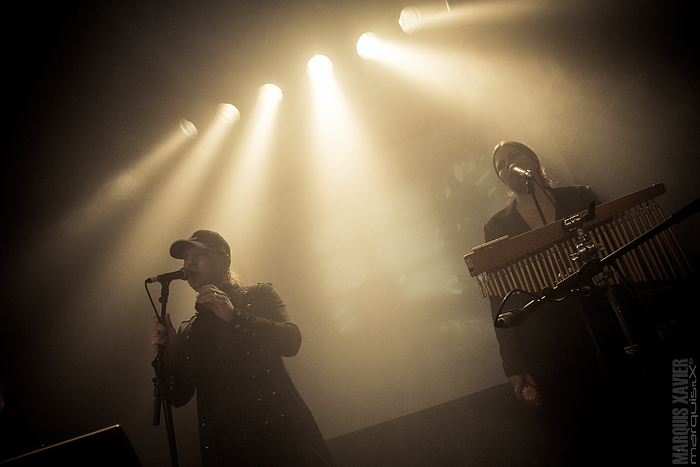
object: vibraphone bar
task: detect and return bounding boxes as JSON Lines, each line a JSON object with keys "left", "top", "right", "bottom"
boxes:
{"left": 465, "top": 184, "right": 693, "bottom": 298}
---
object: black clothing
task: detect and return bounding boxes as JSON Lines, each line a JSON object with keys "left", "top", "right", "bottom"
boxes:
{"left": 163, "top": 282, "right": 334, "bottom": 467}
{"left": 484, "top": 185, "right": 601, "bottom": 378}
{"left": 0, "top": 405, "right": 40, "bottom": 462}
{"left": 483, "top": 185, "right": 662, "bottom": 464}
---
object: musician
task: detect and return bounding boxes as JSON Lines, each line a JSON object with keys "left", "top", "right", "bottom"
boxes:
{"left": 486, "top": 140, "right": 602, "bottom": 389}
{"left": 484, "top": 141, "right": 636, "bottom": 461}
{"left": 150, "top": 230, "right": 335, "bottom": 466}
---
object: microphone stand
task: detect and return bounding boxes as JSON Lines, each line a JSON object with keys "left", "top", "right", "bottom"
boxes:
{"left": 150, "top": 279, "right": 180, "bottom": 467}
{"left": 525, "top": 178, "right": 548, "bottom": 226}
{"left": 497, "top": 196, "right": 700, "bottom": 377}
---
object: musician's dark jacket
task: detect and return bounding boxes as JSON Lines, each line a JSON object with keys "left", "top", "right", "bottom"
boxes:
{"left": 161, "top": 282, "right": 334, "bottom": 467}
{"left": 484, "top": 184, "right": 664, "bottom": 465}
{"left": 484, "top": 185, "right": 602, "bottom": 379}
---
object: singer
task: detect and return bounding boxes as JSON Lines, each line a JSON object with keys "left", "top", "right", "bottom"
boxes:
{"left": 487, "top": 142, "right": 601, "bottom": 384}
{"left": 149, "top": 230, "right": 334, "bottom": 466}
{"left": 484, "top": 141, "right": 631, "bottom": 462}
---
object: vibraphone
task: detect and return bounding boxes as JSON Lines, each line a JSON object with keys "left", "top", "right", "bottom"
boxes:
{"left": 464, "top": 184, "right": 694, "bottom": 298}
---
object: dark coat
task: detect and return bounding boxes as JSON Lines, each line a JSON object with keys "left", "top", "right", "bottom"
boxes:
{"left": 483, "top": 186, "right": 601, "bottom": 378}
{"left": 483, "top": 185, "right": 664, "bottom": 465}
{"left": 163, "top": 282, "right": 334, "bottom": 467}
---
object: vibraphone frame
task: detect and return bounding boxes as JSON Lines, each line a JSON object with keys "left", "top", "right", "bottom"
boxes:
{"left": 464, "top": 184, "right": 694, "bottom": 299}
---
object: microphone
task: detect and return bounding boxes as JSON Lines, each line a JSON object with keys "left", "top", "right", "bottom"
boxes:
{"left": 495, "top": 299, "right": 541, "bottom": 328}
{"left": 146, "top": 268, "right": 190, "bottom": 284}
{"left": 509, "top": 164, "right": 533, "bottom": 179}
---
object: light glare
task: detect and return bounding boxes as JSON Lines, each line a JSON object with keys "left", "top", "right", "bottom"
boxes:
{"left": 179, "top": 119, "right": 198, "bottom": 139}
{"left": 258, "top": 84, "right": 284, "bottom": 107}
{"left": 399, "top": 6, "right": 422, "bottom": 34}
{"left": 357, "top": 32, "right": 383, "bottom": 60}
{"left": 217, "top": 103, "right": 241, "bottom": 124}
{"left": 400, "top": 2, "right": 452, "bottom": 33}
{"left": 307, "top": 55, "right": 333, "bottom": 81}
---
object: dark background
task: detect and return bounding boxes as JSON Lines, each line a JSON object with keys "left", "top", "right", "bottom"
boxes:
{"left": 3, "top": 0, "right": 698, "bottom": 465}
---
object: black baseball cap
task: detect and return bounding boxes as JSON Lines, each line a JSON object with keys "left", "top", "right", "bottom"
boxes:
{"left": 169, "top": 230, "right": 231, "bottom": 259}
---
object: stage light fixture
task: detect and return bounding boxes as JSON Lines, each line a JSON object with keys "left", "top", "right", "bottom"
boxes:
{"left": 307, "top": 55, "right": 333, "bottom": 81}
{"left": 399, "top": 6, "right": 422, "bottom": 34}
{"left": 357, "top": 32, "right": 382, "bottom": 60}
{"left": 258, "top": 83, "right": 284, "bottom": 107}
{"left": 400, "top": 2, "right": 451, "bottom": 33}
{"left": 179, "top": 119, "right": 198, "bottom": 139}
{"left": 217, "top": 103, "right": 241, "bottom": 124}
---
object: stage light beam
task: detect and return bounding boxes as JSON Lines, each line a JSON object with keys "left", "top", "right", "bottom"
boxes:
{"left": 307, "top": 55, "right": 334, "bottom": 82}
{"left": 200, "top": 92, "right": 282, "bottom": 241}
{"left": 258, "top": 84, "right": 284, "bottom": 107}
{"left": 217, "top": 103, "right": 241, "bottom": 124}
{"left": 399, "top": 6, "right": 422, "bottom": 34}
{"left": 399, "top": 2, "right": 451, "bottom": 34}
{"left": 179, "top": 119, "right": 198, "bottom": 139}
{"left": 357, "top": 32, "right": 383, "bottom": 60}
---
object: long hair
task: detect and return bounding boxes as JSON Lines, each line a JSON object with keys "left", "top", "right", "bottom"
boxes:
{"left": 225, "top": 268, "right": 243, "bottom": 286}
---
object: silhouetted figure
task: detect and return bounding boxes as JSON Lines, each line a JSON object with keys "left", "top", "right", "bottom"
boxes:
{"left": 150, "top": 230, "right": 334, "bottom": 466}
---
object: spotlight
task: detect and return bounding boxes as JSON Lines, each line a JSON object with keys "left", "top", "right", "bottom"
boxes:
{"left": 179, "top": 119, "right": 198, "bottom": 139}
{"left": 307, "top": 55, "right": 333, "bottom": 81}
{"left": 217, "top": 103, "right": 241, "bottom": 124}
{"left": 356, "top": 32, "right": 382, "bottom": 60}
{"left": 258, "top": 83, "right": 284, "bottom": 107}
{"left": 399, "top": 6, "right": 422, "bottom": 34}
{"left": 400, "top": 2, "right": 451, "bottom": 34}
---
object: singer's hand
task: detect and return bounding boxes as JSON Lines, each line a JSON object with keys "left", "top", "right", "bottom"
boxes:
{"left": 196, "top": 285, "right": 236, "bottom": 323}
{"left": 508, "top": 374, "right": 537, "bottom": 401}
{"left": 151, "top": 313, "right": 177, "bottom": 362}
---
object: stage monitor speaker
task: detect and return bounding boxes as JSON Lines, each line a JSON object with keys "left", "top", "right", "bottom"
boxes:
{"left": 1, "top": 424, "right": 142, "bottom": 466}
